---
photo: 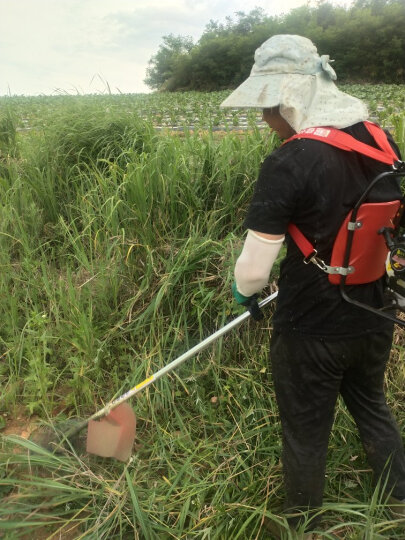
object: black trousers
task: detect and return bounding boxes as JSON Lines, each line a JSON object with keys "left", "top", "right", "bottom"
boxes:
{"left": 270, "top": 328, "right": 405, "bottom": 526}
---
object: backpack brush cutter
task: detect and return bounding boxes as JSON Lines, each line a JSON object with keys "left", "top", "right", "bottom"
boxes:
{"left": 29, "top": 292, "right": 278, "bottom": 462}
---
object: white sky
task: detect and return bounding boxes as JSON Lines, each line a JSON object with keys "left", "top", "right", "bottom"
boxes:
{"left": 0, "top": 0, "right": 354, "bottom": 96}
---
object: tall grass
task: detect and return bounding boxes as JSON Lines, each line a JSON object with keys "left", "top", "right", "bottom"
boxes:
{"left": 392, "top": 114, "right": 405, "bottom": 158}
{"left": 1, "top": 93, "right": 405, "bottom": 538}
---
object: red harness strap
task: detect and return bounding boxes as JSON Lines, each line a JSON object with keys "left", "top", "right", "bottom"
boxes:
{"left": 287, "top": 223, "right": 317, "bottom": 261}
{"left": 285, "top": 122, "right": 401, "bottom": 284}
{"left": 285, "top": 121, "right": 399, "bottom": 165}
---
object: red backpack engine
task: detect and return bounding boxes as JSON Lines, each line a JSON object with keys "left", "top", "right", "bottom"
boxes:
{"left": 284, "top": 121, "right": 405, "bottom": 325}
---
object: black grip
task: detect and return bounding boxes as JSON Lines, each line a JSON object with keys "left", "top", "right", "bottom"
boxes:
{"left": 243, "top": 296, "right": 263, "bottom": 321}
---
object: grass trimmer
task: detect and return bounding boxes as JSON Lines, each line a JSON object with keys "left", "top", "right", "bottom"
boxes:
{"left": 33, "top": 292, "right": 278, "bottom": 461}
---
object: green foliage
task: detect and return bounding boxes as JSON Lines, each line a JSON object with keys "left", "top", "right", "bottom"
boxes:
{"left": 145, "top": 0, "right": 405, "bottom": 91}
{"left": 0, "top": 107, "right": 18, "bottom": 158}
{"left": 0, "top": 92, "right": 274, "bottom": 420}
{"left": 145, "top": 34, "right": 194, "bottom": 90}
{"left": 41, "top": 103, "right": 154, "bottom": 171}
{"left": 0, "top": 105, "right": 19, "bottom": 182}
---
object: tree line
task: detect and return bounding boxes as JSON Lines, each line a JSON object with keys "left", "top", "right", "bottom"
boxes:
{"left": 145, "top": 0, "right": 405, "bottom": 91}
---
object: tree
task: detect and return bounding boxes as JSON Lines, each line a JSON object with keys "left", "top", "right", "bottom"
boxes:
{"left": 144, "top": 34, "right": 194, "bottom": 90}
{"left": 144, "top": 1, "right": 405, "bottom": 91}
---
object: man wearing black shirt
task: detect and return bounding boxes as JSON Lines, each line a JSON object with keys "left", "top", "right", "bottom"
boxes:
{"left": 221, "top": 35, "right": 405, "bottom": 536}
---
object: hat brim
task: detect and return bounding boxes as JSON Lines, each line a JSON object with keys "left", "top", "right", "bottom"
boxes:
{"left": 220, "top": 74, "right": 284, "bottom": 108}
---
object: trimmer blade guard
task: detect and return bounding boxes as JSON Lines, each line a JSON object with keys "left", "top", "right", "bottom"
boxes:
{"left": 86, "top": 402, "right": 136, "bottom": 461}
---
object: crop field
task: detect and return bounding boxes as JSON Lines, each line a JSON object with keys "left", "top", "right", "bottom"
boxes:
{"left": 1, "top": 84, "right": 405, "bottom": 539}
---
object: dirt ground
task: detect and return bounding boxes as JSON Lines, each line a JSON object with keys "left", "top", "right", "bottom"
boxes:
{"left": 1, "top": 409, "right": 41, "bottom": 440}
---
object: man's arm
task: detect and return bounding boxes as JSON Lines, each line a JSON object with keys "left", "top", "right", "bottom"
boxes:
{"left": 234, "top": 230, "right": 284, "bottom": 297}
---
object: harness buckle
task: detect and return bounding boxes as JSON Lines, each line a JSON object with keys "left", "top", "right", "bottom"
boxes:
{"left": 303, "top": 250, "right": 355, "bottom": 275}
{"left": 312, "top": 257, "right": 329, "bottom": 272}
{"left": 393, "top": 161, "right": 405, "bottom": 172}
{"left": 303, "top": 250, "right": 329, "bottom": 271}
{"left": 303, "top": 250, "right": 318, "bottom": 265}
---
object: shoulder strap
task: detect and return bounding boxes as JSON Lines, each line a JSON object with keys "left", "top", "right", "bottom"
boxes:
{"left": 363, "top": 121, "right": 396, "bottom": 157}
{"left": 285, "top": 122, "right": 398, "bottom": 166}
{"left": 287, "top": 223, "right": 316, "bottom": 260}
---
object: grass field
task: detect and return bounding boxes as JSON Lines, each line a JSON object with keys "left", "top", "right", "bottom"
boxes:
{"left": 1, "top": 85, "right": 405, "bottom": 539}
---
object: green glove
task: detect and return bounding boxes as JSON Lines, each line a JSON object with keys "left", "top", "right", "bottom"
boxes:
{"left": 232, "top": 282, "right": 263, "bottom": 321}
{"left": 232, "top": 282, "right": 251, "bottom": 305}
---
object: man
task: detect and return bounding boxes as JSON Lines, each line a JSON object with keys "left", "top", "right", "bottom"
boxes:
{"left": 221, "top": 34, "right": 405, "bottom": 536}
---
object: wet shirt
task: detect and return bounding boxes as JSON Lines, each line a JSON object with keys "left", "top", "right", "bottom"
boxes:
{"left": 244, "top": 122, "right": 402, "bottom": 338}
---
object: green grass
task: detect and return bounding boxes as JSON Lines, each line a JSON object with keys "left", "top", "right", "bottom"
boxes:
{"left": 0, "top": 88, "right": 405, "bottom": 538}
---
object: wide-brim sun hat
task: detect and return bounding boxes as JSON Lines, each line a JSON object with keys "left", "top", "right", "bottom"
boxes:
{"left": 220, "top": 34, "right": 368, "bottom": 131}
{"left": 220, "top": 35, "right": 335, "bottom": 109}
